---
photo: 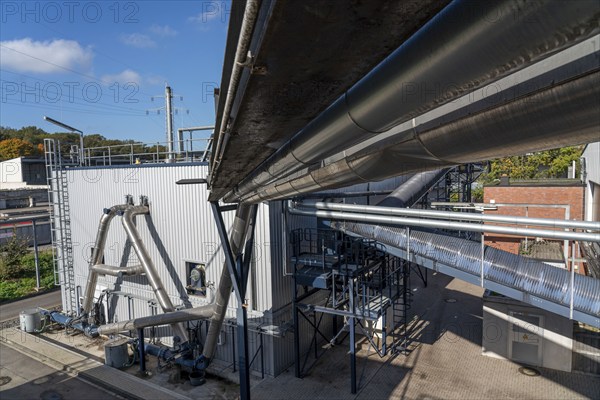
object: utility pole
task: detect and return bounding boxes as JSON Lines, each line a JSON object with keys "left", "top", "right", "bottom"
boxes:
{"left": 165, "top": 84, "right": 174, "bottom": 162}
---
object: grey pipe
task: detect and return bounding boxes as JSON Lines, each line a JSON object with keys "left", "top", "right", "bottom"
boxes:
{"left": 378, "top": 169, "right": 449, "bottom": 208}
{"left": 225, "top": 0, "right": 600, "bottom": 201}
{"left": 210, "top": 0, "right": 262, "bottom": 179}
{"left": 82, "top": 205, "right": 129, "bottom": 315}
{"left": 122, "top": 205, "right": 188, "bottom": 342}
{"left": 202, "top": 205, "right": 253, "bottom": 362}
{"left": 289, "top": 208, "right": 600, "bottom": 243}
{"left": 236, "top": 68, "right": 600, "bottom": 203}
{"left": 91, "top": 264, "right": 144, "bottom": 277}
{"left": 306, "top": 202, "right": 600, "bottom": 231}
{"left": 97, "top": 304, "right": 215, "bottom": 335}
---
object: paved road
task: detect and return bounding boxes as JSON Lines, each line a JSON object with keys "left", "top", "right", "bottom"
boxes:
{"left": 0, "top": 290, "right": 61, "bottom": 322}
{"left": 0, "top": 342, "right": 122, "bottom": 400}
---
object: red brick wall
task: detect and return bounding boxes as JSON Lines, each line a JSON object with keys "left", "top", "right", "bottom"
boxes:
{"left": 483, "top": 186, "right": 584, "bottom": 255}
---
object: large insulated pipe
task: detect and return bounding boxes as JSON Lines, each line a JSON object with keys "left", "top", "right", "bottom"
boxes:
{"left": 122, "top": 205, "right": 188, "bottom": 342}
{"left": 378, "top": 169, "right": 449, "bottom": 208}
{"left": 91, "top": 264, "right": 144, "bottom": 277}
{"left": 82, "top": 205, "right": 129, "bottom": 315}
{"left": 98, "top": 304, "right": 215, "bottom": 335}
{"left": 289, "top": 208, "right": 600, "bottom": 243}
{"left": 202, "top": 205, "right": 253, "bottom": 363}
{"left": 225, "top": 0, "right": 600, "bottom": 201}
{"left": 306, "top": 202, "right": 600, "bottom": 231}
{"left": 237, "top": 68, "right": 600, "bottom": 203}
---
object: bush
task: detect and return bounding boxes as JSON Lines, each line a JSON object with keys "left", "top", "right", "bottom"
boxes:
{"left": 0, "top": 232, "right": 30, "bottom": 279}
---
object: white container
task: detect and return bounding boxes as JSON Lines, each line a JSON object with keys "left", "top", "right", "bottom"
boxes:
{"left": 19, "top": 308, "right": 41, "bottom": 333}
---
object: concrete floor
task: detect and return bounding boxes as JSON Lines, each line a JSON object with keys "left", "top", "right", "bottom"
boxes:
{"left": 0, "top": 342, "right": 122, "bottom": 399}
{"left": 251, "top": 273, "right": 600, "bottom": 400}
{"left": 1, "top": 272, "right": 598, "bottom": 399}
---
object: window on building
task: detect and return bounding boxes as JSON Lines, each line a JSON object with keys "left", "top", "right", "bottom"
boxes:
{"left": 186, "top": 262, "right": 206, "bottom": 296}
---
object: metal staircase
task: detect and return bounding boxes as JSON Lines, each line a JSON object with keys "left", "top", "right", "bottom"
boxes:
{"left": 44, "top": 139, "right": 77, "bottom": 315}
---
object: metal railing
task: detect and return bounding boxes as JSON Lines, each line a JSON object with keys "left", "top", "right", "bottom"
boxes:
{"left": 79, "top": 138, "right": 212, "bottom": 167}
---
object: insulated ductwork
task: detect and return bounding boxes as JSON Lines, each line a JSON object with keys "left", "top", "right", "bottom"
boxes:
{"left": 98, "top": 304, "right": 215, "bottom": 336}
{"left": 91, "top": 264, "right": 144, "bottom": 277}
{"left": 235, "top": 68, "right": 600, "bottom": 203}
{"left": 224, "top": 0, "right": 600, "bottom": 201}
{"left": 378, "top": 169, "right": 448, "bottom": 208}
{"left": 121, "top": 205, "right": 189, "bottom": 342}
{"left": 82, "top": 205, "right": 129, "bottom": 314}
{"left": 333, "top": 222, "right": 600, "bottom": 327}
{"left": 202, "top": 205, "right": 253, "bottom": 363}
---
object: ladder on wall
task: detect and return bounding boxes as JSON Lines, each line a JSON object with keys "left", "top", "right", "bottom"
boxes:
{"left": 44, "top": 139, "right": 77, "bottom": 315}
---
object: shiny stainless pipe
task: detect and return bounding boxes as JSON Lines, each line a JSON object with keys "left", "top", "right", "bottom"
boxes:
{"left": 97, "top": 304, "right": 215, "bottom": 336}
{"left": 289, "top": 208, "right": 600, "bottom": 242}
{"left": 225, "top": 0, "right": 600, "bottom": 201}
{"left": 209, "top": 0, "right": 262, "bottom": 182}
{"left": 122, "top": 205, "right": 189, "bottom": 342}
{"left": 306, "top": 202, "right": 600, "bottom": 231}
{"left": 237, "top": 68, "right": 600, "bottom": 203}
{"left": 81, "top": 205, "right": 129, "bottom": 315}
{"left": 91, "top": 264, "right": 144, "bottom": 277}
{"left": 202, "top": 205, "right": 253, "bottom": 362}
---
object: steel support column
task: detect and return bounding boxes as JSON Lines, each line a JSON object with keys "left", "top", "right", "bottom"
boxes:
{"left": 210, "top": 202, "right": 258, "bottom": 400}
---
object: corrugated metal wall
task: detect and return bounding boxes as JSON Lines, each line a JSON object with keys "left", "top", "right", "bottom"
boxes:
{"left": 61, "top": 163, "right": 280, "bottom": 374}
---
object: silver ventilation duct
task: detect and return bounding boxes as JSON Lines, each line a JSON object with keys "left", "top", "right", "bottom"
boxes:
{"left": 98, "top": 304, "right": 215, "bottom": 336}
{"left": 334, "top": 222, "right": 600, "bottom": 326}
{"left": 202, "top": 205, "right": 253, "bottom": 362}
{"left": 234, "top": 68, "right": 599, "bottom": 203}
{"left": 82, "top": 204, "right": 129, "bottom": 314}
{"left": 224, "top": 0, "right": 600, "bottom": 201}
{"left": 121, "top": 205, "right": 189, "bottom": 342}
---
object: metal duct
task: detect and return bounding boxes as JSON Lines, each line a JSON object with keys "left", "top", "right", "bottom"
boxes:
{"left": 290, "top": 207, "right": 600, "bottom": 243}
{"left": 224, "top": 0, "right": 600, "bottom": 201}
{"left": 378, "top": 169, "right": 448, "bottom": 208}
{"left": 91, "top": 264, "right": 144, "bottom": 277}
{"left": 306, "top": 202, "right": 600, "bottom": 231}
{"left": 122, "top": 205, "right": 188, "bottom": 342}
{"left": 236, "top": 68, "right": 600, "bottom": 203}
{"left": 202, "top": 205, "right": 253, "bottom": 362}
{"left": 97, "top": 304, "right": 215, "bottom": 335}
{"left": 332, "top": 222, "right": 600, "bottom": 326}
{"left": 82, "top": 205, "right": 129, "bottom": 315}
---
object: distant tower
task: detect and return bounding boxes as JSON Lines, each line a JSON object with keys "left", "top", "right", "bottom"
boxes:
{"left": 165, "top": 84, "right": 174, "bottom": 162}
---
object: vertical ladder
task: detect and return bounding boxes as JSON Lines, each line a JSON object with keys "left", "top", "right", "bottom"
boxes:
{"left": 391, "top": 259, "right": 411, "bottom": 353}
{"left": 44, "top": 139, "right": 77, "bottom": 315}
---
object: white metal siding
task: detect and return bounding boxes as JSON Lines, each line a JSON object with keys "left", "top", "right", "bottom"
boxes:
{"left": 63, "top": 163, "right": 273, "bottom": 340}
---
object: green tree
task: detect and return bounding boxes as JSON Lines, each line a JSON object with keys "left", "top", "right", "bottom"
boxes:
{"left": 0, "top": 138, "right": 37, "bottom": 160}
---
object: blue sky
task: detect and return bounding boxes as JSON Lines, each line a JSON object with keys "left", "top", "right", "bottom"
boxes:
{"left": 1, "top": 1, "right": 231, "bottom": 143}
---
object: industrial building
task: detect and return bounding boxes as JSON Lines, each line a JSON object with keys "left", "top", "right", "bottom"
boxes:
{"left": 18, "top": 1, "right": 600, "bottom": 399}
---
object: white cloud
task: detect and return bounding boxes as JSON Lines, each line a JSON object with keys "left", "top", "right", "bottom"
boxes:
{"left": 0, "top": 38, "right": 93, "bottom": 74}
{"left": 120, "top": 33, "right": 156, "bottom": 48}
{"left": 101, "top": 69, "right": 142, "bottom": 86}
{"left": 149, "top": 24, "right": 178, "bottom": 37}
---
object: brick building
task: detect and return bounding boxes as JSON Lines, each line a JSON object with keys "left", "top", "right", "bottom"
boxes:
{"left": 483, "top": 178, "right": 585, "bottom": 266}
